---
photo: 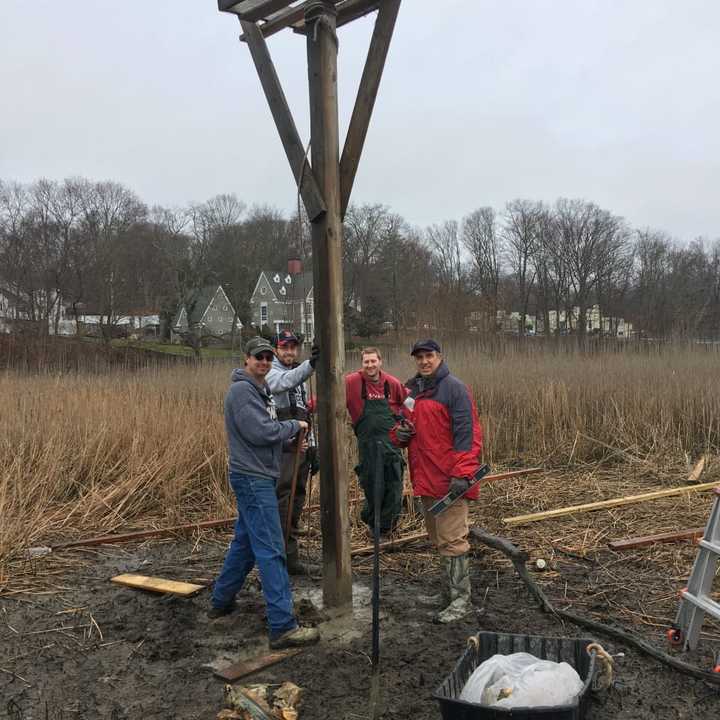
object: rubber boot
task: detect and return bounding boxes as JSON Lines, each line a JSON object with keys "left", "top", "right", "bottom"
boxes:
{"left": 435, "top": 554, "right": 472, "bottom": 624}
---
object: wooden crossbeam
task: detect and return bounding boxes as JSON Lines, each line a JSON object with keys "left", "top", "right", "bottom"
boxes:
{"left": 219, "top": 0, "right": 294, "bottom": 20}
{"left": 339, "top": 0, "right": 401, "bottom": 217}
{"left": 240, "top": 1, "right": 341, "bottom": 41}
{"left": 291, "top": 0, "right": 382, "bottom": 33}
{"left": 239, "top": 19, "right": 327, "bottom": 222}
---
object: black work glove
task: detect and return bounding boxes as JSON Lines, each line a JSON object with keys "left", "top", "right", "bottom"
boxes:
{"left": 394, "top": 419, "right": 415, "bottom": 443}
{"left": 448, "top": 476, "right": 470, "bottom": 497}
{"left": 309, "top": 343, "right": 320, "bottom": 368}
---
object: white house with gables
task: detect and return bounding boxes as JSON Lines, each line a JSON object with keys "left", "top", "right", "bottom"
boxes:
{"left": 249, "top": 266, "right": 314, "bottom": 340}
{"left": 171, "top": 285, "right": 240, "bottom": 342}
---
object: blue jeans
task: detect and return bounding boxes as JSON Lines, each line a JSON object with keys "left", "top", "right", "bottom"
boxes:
{"left": 211, "top": 472, "right": 297, "bottom": 637}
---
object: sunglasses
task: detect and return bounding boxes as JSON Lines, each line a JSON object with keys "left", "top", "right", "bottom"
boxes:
{"left": 254, "top": 353, "right": 274, "bottom": 362}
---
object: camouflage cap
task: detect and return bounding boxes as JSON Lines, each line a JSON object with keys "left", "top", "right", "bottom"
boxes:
{"left": 245, "top": 336, "right": 276, "bottom": 357}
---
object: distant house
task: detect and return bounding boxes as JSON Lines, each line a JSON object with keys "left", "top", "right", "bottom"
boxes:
{"left": 171, "top": 285, "right": 240, "bottom": 342}
{"left": 249, "top": 265, "right": 314, "bottom": 340}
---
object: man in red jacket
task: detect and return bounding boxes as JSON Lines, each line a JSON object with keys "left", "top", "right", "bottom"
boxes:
{"left": 392, "top": 339, "right": 483, "bottom": 623}
{"left": 346, "top": 347, "right": 407, "bottom": 536}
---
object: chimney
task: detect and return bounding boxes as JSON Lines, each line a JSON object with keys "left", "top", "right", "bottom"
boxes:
{"left": 288, "top": 256, "right": 302, "bottom": 275}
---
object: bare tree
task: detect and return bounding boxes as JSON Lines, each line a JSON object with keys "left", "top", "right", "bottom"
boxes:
{"left": 462, "top": 207, "right": 501, "bottom": 331}
{"left": 552, "top": 198, "right": 628, "bottom": 340}
{"left": 502, "top": 199, "right": 543, "bottom": 335}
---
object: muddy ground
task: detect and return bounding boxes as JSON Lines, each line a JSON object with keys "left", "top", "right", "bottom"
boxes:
{"left": 1, "top": 528, "right": 719, "bottom": 720}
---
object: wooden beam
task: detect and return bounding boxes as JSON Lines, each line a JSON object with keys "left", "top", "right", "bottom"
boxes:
{"left": 292, "top": 0, "right": 381, "bottom": 34}
{"left": 220, "top": 0, "right": 292, "bottom": 20}
{"left": 240, "top": 1, "right": 341, "bottom": 41}
{"left": 503, "top": 481, "right": 720, "bottom": 526}
{"left": 214, "top": 649, "right": 302, "bottom": 682}
{"left": 306, "top": 1, "right": 352, "bottom": 610}
{"left": 110, "top": 574, "right": 204, "bottom": 596}
{"left": 608, "top": 527, "right": 705, "bottom": 551}
{"left": 239, "top": 19, "right": 327, "bottom": 222}
{"left": 339, "top": 0, "right": 400, "bottom": 217}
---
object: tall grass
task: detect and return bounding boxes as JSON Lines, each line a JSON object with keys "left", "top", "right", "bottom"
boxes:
{"left": 3, "top": 342, "right": 720, "bottom": 574}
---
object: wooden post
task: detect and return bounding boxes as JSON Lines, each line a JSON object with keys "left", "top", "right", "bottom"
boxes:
{"left": 305, "top": 0, "right": 352, "bottom": 609}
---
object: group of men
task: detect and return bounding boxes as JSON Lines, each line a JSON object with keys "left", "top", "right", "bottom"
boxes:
{"left": 210, "top": 331, "right": 484, "bottom": 648}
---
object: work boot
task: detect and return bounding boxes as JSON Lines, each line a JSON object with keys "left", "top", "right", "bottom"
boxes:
{"left": 435, "top": 554, "right": 472, "bottom": 624}
{"left": 286, "top": 551, "right": 307, "bottom": 576}
{"left": 269, "top": 625, "right": 320, "bottom": 650}
{"left": 207, "top": 599, "right": 237, "bottom": 619}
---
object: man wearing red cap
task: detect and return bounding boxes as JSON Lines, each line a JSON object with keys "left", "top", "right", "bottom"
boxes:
{"left": 266, "top": 330, "right": 320, "bottom": 575}
{"left": 392, "top": 339, "right": 484, "bottom": 623}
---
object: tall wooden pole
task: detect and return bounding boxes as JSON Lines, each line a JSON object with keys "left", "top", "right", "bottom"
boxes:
{"left": 305, "top": 0, "right": 352, "bottom": 609}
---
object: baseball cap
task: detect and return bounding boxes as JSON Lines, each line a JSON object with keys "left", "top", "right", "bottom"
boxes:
{"left": 410, "top": 339, "right": 442, "bottom": 356}
{"left": 274, "top": 329, "right": 299, "bottom": 347}
{"left": 245, "top": 337, "right": 276, "bottom": 357}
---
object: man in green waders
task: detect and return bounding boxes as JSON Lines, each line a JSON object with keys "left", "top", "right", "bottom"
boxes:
{"left": 345, "top": 347, "right": 408, "bottom": 535}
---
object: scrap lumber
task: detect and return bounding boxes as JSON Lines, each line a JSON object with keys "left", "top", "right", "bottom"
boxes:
{"left": 608, "top": 527, "right": 705, "bottom": 551}
{"left": 351, "top": 531, "right": 428, "bottom": 557}
{"left": 214, "top": 649, "right": 302, "bottom": 682}
{"left": 503, "top": 480, "right": 720, "bottom": 526}
{"left": 685, "top": 455, "right": 707, "bottom": 484}
{"left": 110, "top": 574, "right": 204, "bottom": 596}
{"left": 52, "top": 518, "right": 236, "bottom": 551}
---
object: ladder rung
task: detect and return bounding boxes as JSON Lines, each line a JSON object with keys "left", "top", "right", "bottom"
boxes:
{"left": 681, "top": 590, "right": 720, "bottom": 619}
{"left": 698, "top": 539, "right": 720, "bottom": 555}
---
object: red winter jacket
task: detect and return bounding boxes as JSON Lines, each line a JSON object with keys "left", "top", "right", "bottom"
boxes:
{"left": 392, "top": 362, "right": 483, "bottom": 499}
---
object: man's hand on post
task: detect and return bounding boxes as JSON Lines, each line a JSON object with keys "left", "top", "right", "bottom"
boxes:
{"left": 297, "top": 420, "right": 309, "bottom": 433}
{"left": 449, "top": 476, "right": 470, "bottom": 497}
{"left": 309, "top": 343, "right": 320, "bottom": 369}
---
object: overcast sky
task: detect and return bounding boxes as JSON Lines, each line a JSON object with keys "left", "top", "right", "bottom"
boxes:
{"left": 2, "top": 1, "right": 718, "bottom": 240}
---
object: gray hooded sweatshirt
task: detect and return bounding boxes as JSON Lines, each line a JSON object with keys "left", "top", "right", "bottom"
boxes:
{"left": 224, "top": 368, "right": 300, "bottom": 481}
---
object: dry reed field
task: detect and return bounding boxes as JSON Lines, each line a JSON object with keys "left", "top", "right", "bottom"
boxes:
{"left": 2, "top": 341, "right": 720, "bottom": 588}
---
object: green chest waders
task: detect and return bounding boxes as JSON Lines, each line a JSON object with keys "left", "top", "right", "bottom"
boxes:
{"left": 354, "top": 379, "right": 405, "bottom": 534}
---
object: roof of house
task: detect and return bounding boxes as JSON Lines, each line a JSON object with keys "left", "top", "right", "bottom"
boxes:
{"left": 173, "top": 285, "right": 234, "bottom": 327}
{"left": 258, "top": 270, "right": 313, "bottom": 302}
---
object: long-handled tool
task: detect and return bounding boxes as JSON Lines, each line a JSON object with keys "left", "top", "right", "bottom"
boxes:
{"left": 284, "top": 428, "right": 306, "bottom": 549}
{"left": 369, "top": 440, "right": 384, "bottom": 718}
{"left": 428, "top": 464, "right": 491, "bottom": 516}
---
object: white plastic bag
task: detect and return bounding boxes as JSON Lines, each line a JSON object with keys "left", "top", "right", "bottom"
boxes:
{"left": 459, "top": 652, "right": 584, "bottom": 709}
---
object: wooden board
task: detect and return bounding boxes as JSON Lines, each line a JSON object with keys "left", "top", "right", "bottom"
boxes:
{"left": 503, "top": 481, "right": 720, "bottom": 526}
{"left": 214, "top": 648, "right": 302, "bottom": 682}
{"left": 110, "top": 574, "right": 205, "bottom": 596}
{"left": 608, "top": 527, "right": 705, "bottom": 551}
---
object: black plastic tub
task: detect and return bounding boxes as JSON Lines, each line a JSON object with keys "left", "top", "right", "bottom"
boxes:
{"left": 433, "top": 631, "right": 597, "bottom": 720}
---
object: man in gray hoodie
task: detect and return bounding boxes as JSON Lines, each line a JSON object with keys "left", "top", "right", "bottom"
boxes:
{"left": 210, "top": 336, "right": 320, "bottom": 649}
{"left": 266, "top": 329, "right": 319, "bottom": 574}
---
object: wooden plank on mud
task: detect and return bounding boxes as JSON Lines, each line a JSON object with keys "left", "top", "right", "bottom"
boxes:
{"left": 214, "top": 648, "right": 302, "bottom": 682}
{"left": 503, "top": 481, "right": 720, "bottom": 526}
{"left": 608, "top": 527, "right": 705, "bottom": 551}
{"left": 110, "top": 574, "right": 205, "bottom": 596}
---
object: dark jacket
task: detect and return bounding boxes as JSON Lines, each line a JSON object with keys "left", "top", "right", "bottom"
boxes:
{"left": 224, "top": 368, "right": 300, "bottom": 480}
{"left": 393, "top": 362, "right": 483, "bottom": 499}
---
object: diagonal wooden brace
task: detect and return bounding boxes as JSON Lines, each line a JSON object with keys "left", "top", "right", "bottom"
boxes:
{"left": 240, "top": 19, "right": 327, "bottom": 221}
{"left": 339, "top": 0, "right": 401, "bottom": 218}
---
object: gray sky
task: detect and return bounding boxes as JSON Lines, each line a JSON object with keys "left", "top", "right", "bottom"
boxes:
{"left": 2, "top": 1, "right": 719, "bottom": 240}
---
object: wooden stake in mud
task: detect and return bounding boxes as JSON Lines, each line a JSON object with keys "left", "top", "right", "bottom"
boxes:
{"left": 305, "top": 0, "right": 352, "bottom": 609}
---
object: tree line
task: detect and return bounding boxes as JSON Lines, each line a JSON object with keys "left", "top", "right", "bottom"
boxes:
{"left": 1, "top": 176, "right": 719, "bottom": 340}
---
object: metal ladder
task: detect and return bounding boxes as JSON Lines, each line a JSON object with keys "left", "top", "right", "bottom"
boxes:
{"left": 668, "top": 487, "right": 720, "bottom": 656}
